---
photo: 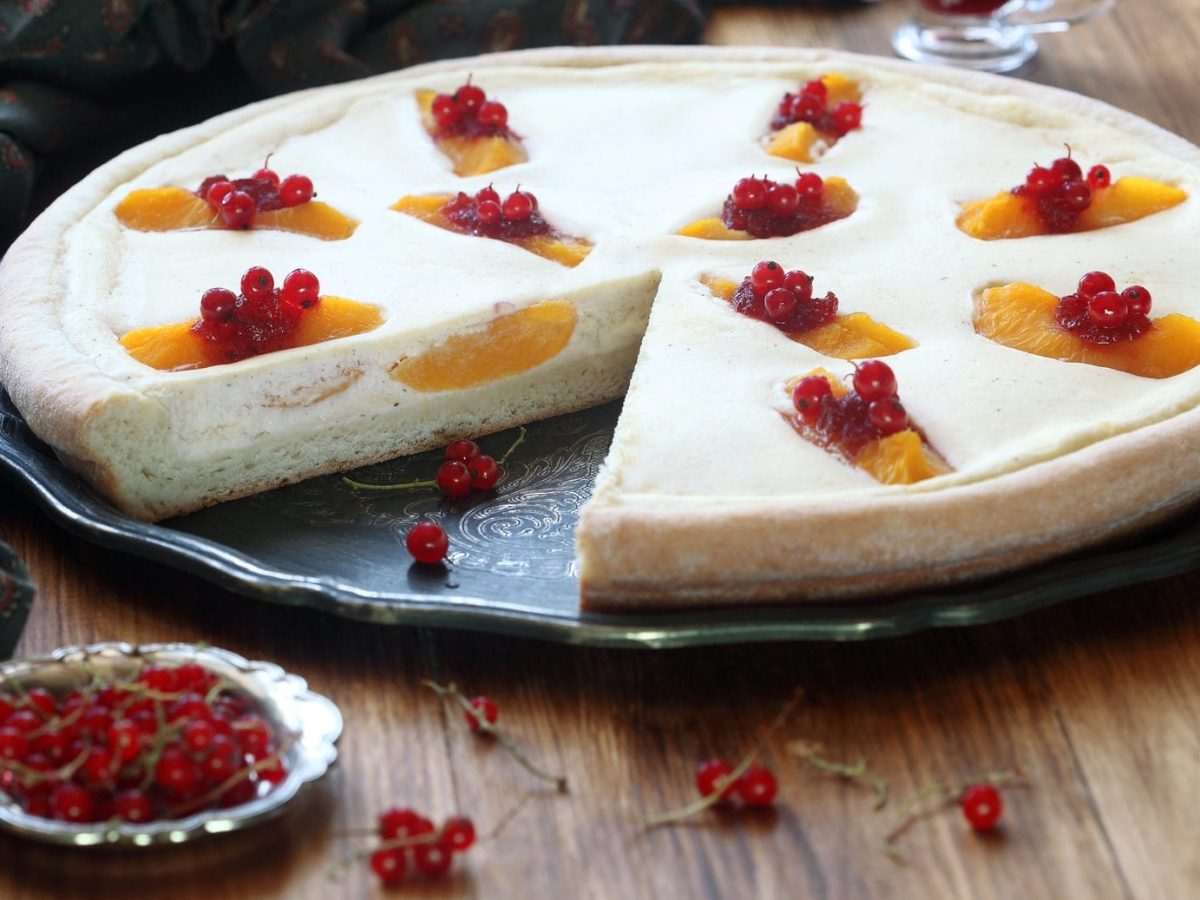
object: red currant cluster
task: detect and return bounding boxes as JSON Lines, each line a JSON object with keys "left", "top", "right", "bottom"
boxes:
{"left": 732, "top": 260, "right": 838, "bottom": 333}
{"left": 197, "top": 163, "right": 314, "bottom": 230}
{"left": 1012, "top": 152, "right": 1110, "bottom": 232}
{"left": 0, "top": 662, "right": 286, "bottom": 826}
{"left": 437, "top": 439, "right": 501, "bottom": 498}
{"left": 792, "top": 360, "right": 909, "bottom": 454}
{"left": 1055, "top": 270, "right": 1152, "bottom": 344}
{"left": 695, "top": 758, "right": 778, "bottom": 807}
{"left": 771, "top": 78, "right": 864, "bottom": 137}
{"left": 441, "top": 185, "right": 549, "bottom": 240}
{"left": 722, "top": 172, "right": 831, "bottom": 238}
{"left": 195, "top": 266, "right": 321, "bottom": 362}
{"left": 430, "top": 80, "right": 511, "bottom": 138}
{"left": 369, "top": 808, "right": 476, "bottom": 885}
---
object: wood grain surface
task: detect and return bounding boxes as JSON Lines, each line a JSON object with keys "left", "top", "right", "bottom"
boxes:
{"left": 3, "top": 2, "right": 1200, "bottom": 897}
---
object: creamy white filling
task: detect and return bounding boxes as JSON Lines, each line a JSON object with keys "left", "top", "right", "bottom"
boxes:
{"left": 52, "top": 59, "right": 1200, "bottom": 494}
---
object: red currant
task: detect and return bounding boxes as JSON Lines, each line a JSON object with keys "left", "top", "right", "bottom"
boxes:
{"left": 468, "top": 455, "right": 500, "bottom": 491}
{"left": 464, "top": 695, "right": 498, "bottom": 732}
{"left": 795, "top": 172, "right": 824, "bottom": 199}
{"left": 831, "top": 101, "right": 863, "bottom": 133}
{"left": 502, "top": 191, "right": 534, "bottom": 221}
{"left": 789, "top": 93, "right": 823, "bottom": 123}
{"left": 436, "top": 460, "right": 473, "bottom": 498}
{"left": 219, "top": 189, "right": 256, "bottom": 229}
{"left": 868, "top": 398, "right": 909, "bottom": 435}
{"left": 1088, "top": 291, "right": 1129, "bottom": 329}
{"left": 1050, "top": 156, "right": 1083, "bottom": 182}
{"left": 205, "top": 179, "right": 234, "bottom": 209}
{"left": 1122, "top": 285, "right": 1152, "bottom": 315}
{"left": 370, "top": 848, "right": 407, "bottom": 885}
{"left": 200, "top": 287, "right": 237, "bottom": 322}
{"left": 961, "top": 783, "right": 1003, "bottom": 830}
{"left": 441, "top": 816, "right": 476, "bottom": 853}
{"left": 792, "top": 376, "right": 833, "bottom": 422}
{"left": 695, "top": 757, "right": 736, "bottom": 801}
{"left": 734, "top": 765, "right": 778, "bottom": 807}
{"left": 750, "top": 260, "right": 785, "bottom": 294}
{"left": 155, "top": 746, "right": 198, "bottom": 794}
{"left": 51, "top": 783, "right": 94, "bottom": 823}
{"left": 732, "top": 177, "right": 767, "bottom": 210}
{"left": 783, "top": 270, "right": 813, "bottom": 301}
{"left": 1077, "top": 271, "right": 1116, "bottom": 300}
{"left": 25, "top": 688, "right": 57, "bottom": 717}
{"left": 477, "top": 100, "right": 508, "bottom": 128}
{"left": 406, "top": 522, "right": 449, "bottom": 565}
{"left": 445, "top": 440, "right": 481, "bottom": 462}
{"left": 1062, "top": 180, "right": 1092, "bottom": 211}
{"left": 253, "top": 167, "right": 280, "bottom": 185}
{"left": 800, "top": 79, "right": 828, "bottom": 102}
{"left": 431, "top": 93, "right": 461, "bottom": 128}
{"left": 414, "top": 841, "right": 454, "bottom": 878}
{"left": 1087, "top": 164, "right": 1111, "bottom": 190}
{"left": 1025, "top": 166, "right": 1057, "bottom": 197}
{"left": 766, "top": 182, "right": 800, "bottom": 216}
{"left": 379, "top": 807, "right": 424, "bottom": 840}
{"left": 763, "top": 287, "right": 797, "bottom": 322}
{"left": 114, "top": 789, "right": 153, "bottom": 824}
{"left": 240, "top": 266, "right": 275, "bottom": 303}
{"left": 279, "top": 174, "right": 314, "bottom": 207}
{"left": 853, "top": 360, "right": 898, "bottom": 402}
{"left": 0, "top": 726, "right": 29, "bottom": 761}
{"left": 280, "top": 269, "right": 320, "bottom": 311}
{"left": 454, "top": 83, "right": 486, "bottom": 111}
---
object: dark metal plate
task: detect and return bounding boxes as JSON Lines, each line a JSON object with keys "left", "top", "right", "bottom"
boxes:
{"left": 2, "top": 387, "right": 1198, "bottom": 647}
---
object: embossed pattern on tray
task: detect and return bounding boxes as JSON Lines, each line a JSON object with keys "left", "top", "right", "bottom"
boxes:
{"left": 3, "top": 388, "right": 1199, "bottom": 647}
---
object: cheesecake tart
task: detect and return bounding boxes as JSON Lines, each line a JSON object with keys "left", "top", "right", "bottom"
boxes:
{"left": 1, "top": 47, "right": 1199, "bottom": 612}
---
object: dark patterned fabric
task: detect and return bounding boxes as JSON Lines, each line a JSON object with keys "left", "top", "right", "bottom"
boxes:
{"left": 0, "top": 0, "right": 707, "bottom": 246}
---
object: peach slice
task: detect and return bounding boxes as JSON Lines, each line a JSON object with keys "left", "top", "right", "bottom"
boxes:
{"left": 119, "top": 296, "right": 384, "bottom": 371}
{"left": 957, "top": 177, "right": 1186, "bottom": 240}
{"left": 975, "top": 283, "right": 1200, "bottom": 379}
{"left": 114, "top": 187, "right": 358, "bottom": 241}
{"left": 391, "top": 194, "right": 592, "bottom": 268}
{"left": 390, "top": 300, "right": 577, "bottom": 392}
{"left": 677, "top": 177, "right": 858, "bottom": 240}
{"left": 415, "top": 89, "right": 528, "bottom": 177}
{"left": 766, "top": 73, "right": 863, "bottom": 164}
{"left": 783, "top": 368, "right": 950, "bottom": 485}
{"left": 701, "top": 275, "right": 913, "bottom": 359}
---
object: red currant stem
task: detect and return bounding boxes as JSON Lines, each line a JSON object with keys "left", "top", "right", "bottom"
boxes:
{"left": 787, "top": 741, "right": 888, "bottom": 810}
{"left": 496, "top": 425, "right": 527, "bottom": 466}
{"left": 882, "top": 767, "right": 1028, "bottom": 863}
{"left": 5, "top": 677, "right": 52, "bottom": 723}
{"left": 24, "top": 699, "right": 86, "bottom": 740}
{"left": 137, "top": 695, "right": 172, "bottom": 791}
{"left": 341, "top": 475, "right": 437, "bottom": 492}
{"left": 423, "top": 680, "right": 568, "bottom": 793}
{"left": 166, "top": 739, "right": 296, "bottom": 819}
{"left": 480, "top": 788, "right": 542, "bottom": 843}
{"left": 4, "top": 737, "right": 93, "bottom": 788}
{"left": 643, "top": 688, "right": 805, "bottom": 827}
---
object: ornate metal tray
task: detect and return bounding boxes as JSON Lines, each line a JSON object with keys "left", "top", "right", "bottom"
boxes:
{"left": 2, "top": 388, "right": 1197, "bottom": 648}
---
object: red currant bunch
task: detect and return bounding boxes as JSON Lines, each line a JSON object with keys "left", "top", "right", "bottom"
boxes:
{"left": 1014, "top": 150, "right": 1110, "bottom": 232}
{"left": 435, "top": 439, "right": 503, "bottom": 499}
{"left": 0, "top": 660, "right": 288, "bottom": 826}
{"left": 722, "top": 172, "right": 840, "bottom": 238}
{"left": 772, "top": 77, "right": 864, "bottom": 137}
{"left": 370, "top": 808, "right": 476, "bottom": 885}
{"left": 441, "top": 185, "right": 548, "bottom": 240}
{"left": 695, "top": 758, "right": 779, "bottom": 808}
{"left": 430, "top": 79, "right": 511, "bottom": 139}
{"left": 198, "top": 160, "right": 315, "bottom": 229}
{"left": 731, "top": 260, "right": 838, "bottom": 333}
{"left": 1054, "top": 270, "right": 1153, "bottom": 345}
{"left": 791, "top": 359, "right": 909, "bottom": 454}
{"left": 195, "top": 266, "right": 322, "bottom": 362}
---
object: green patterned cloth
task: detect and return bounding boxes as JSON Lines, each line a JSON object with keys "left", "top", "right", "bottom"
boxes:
{"left": 0, "top": 0, "right": 707, "bottom": 246}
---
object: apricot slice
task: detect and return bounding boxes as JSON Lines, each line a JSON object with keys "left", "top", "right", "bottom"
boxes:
{"left": 390, "top": 300, "right": 576, "bottom": 392}
{"left": 766, "top": 73, "right": 863, "bottom": 164}
{"left": 115, "top": 187, "right": 358, "bottom": 241}
{"left": 677, "top": 177, "right": 858, "bottom": 240}
{"left": 119, "top": 296, "right": 384, "bottom": 371}
{"left": 783, "top": 368, "right": 949, "bottom": 485}
{"left": 957, "top": 177, "right": 1186, "bottom": 240}
{"left": 415, "top": 89, "right": 527, "bottom": 177}
{"left": 975, "top": 283, "right": 1200, "bottom": 379}
{"left": 391, "top": 194, "right": 593, "bottom": 268}
{"left": 701, "top": 275, "right": 913, "bottom": 359}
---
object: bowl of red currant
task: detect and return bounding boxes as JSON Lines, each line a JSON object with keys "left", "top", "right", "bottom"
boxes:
{"left": 0, "top": 642, "right": 342, "bottom": 846}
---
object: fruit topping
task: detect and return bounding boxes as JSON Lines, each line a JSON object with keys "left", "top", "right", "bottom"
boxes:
{"left": 784, "top": 363, "right": 950, "bottom": 484}
{"left": 701, "top": 272, "right": 914, "bottom": 359}
{"left": 390, "top": 300, "right": 577, "bottom": 392}
{"left": 765, "top": 73, "right": 864, "bottom": 164}
{"left": 975, "top": 278, "right": 1200, "bottom": 378}
{"left": 391, "top": 188, "right": 593, "bottom": 267}
{"left": 195, "top": 163, "right": 318, "bottom": 231}
{"left": 416, "top": 82, "right": 528, "bottom": 177}
{"left": 119, "top": 267, "right": 383, "bottom": 370}
{"left": 957, "top": 150, "right": 1186, "bottom": 240}
{"left": 0, "top": 657, "right": 289, "bottom": 825}
{"left": 677, "top": 173, "right": 858, "bottom": 240}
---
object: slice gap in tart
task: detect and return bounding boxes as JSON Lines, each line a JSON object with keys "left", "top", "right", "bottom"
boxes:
{"left": 416, "top": 83, "right": 528, "bottom": 177}
{"left": 678, "top": 172, "right": 858, "bottom": 240}
{"left": 115, "top": 162, "right": 358, "bottom": 241}
{"left": 785, "top": 363, "right": 950, "bottom": 485}
{"left": 956, "top": 150, "right": 1186, "bottom": 240}
{"left": 392, "top": 187, "right": 592, "bottom": 268}
{"left": 766, "top": 72, "right": 864, "bottom": 164}
{"left": 701, "top": 268, "right": 913, "bottom": 359}
{"left": 389, "top": 300, "right": 577, "bottom": 392}
{"left": 119, "top": 268, "right": 383, "bottom": 371}
{"left": 974, "top": 275, "right": 1200, "bottom": 379}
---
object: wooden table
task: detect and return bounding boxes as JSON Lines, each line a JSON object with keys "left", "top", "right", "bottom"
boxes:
{"left": 3, "top": 3, "right": 1200, "bottom": 897}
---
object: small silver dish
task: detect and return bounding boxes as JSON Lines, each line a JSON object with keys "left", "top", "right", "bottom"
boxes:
{"left": 0, "top": 641, "right": 342, "bottom": 847}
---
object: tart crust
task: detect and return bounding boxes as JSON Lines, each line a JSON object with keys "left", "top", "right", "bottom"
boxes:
{"left": 2, "top": 47, "right": 1199, "bottom": 609}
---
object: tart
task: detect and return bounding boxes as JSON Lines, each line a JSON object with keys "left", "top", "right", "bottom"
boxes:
{"left": 1, "top": 47, "right": 1199, "bottom": 612}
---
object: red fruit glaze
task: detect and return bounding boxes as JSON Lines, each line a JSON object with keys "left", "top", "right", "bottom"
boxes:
{"left": 406, "top": 522, "right": 449, "bottom": 565}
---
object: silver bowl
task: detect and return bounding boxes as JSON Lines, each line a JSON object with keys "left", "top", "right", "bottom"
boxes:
{"left": 0, "top": 642, "right": 342, "bottom": 847}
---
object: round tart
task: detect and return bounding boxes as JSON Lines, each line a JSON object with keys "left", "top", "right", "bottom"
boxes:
{"left": 0, "top": 47, "right": 1198, "bottom": 611}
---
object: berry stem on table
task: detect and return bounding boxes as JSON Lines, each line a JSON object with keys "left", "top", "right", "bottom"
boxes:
{"left": 787, "top": 740, "right": 888, "bottom": 809}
